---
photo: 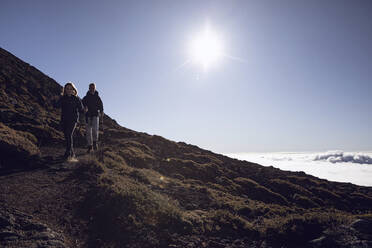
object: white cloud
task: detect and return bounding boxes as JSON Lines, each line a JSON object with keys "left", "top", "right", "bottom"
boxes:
{"left": 313, "top": 151, "right": 372, "bottom": 164}
{"left": 225, "top": 151, "right": 372, "bottom": 187}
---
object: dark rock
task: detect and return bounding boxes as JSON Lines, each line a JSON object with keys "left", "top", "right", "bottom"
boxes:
{"left": 23, "top": 222, "right": 48, "bottom": 232}
{"left": 309, "top": 236, "right": 337, "bottom": 248}
{"left": 0, "top": 206, "right": 66, "bottom": 247}
{"left": 32, "top": 230, "right": 56, "bottom": 240}
{"left": 0, "top": 216, "right": 13, "bottom": 227}
{"left": 350, "top": 219, "right": 372, "bottom": 235}
{"left": 45, "top": 239, "right": 66, "bottom": 247}
{"left": 0, "top": 231, "right": 19, "bottom": 239}
{"left": 209, "top": 240, "right": 227, "bottom": 248}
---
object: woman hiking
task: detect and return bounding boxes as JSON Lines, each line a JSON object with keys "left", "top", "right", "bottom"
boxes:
{"left": 54, "top": 82, "right": 84, "bottom": 159}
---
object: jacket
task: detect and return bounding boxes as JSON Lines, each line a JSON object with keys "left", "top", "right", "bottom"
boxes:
{"left": 55, "top": 95, "right": 84, "bottom": 124}
{"left": 82, "top": 91, "right": 104, "bottom": 117}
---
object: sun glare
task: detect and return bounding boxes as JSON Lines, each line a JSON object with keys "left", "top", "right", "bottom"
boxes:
{"left": 188, "top": 26, "right": 224, "bottom": 70}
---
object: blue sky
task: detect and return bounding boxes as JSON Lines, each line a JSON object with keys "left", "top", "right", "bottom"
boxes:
{"left": 1, "top": 0, "right": 371, "bottom": 153}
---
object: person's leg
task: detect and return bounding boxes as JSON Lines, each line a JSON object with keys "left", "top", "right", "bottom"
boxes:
{"left": 65, "top": 121, "right": 76, "bottom": 158}
{"left": 92, "top": 116, "right": 99, "bottom": 150}
{"left": 62, "top": 123, "right": 70, "bottom": 158}
{"left": 63, "top": 121, "right": 75, "bottom": 158}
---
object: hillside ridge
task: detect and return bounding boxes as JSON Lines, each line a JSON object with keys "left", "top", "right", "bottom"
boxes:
{"left": 1, "top": 47, "right": 372, "bottom": 247}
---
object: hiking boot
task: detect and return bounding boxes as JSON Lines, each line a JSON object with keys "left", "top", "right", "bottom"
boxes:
{"left": 93, "top": 141, "right": 98, "bottom": 151}
{"left": 87, "top": 145, "right": 93, "bottom": 153}
{"left": 63, "top": 151, "right": 70, "bottom": 159}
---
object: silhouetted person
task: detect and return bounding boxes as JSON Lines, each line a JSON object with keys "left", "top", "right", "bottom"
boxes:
{"left": 54, "top": 82, "right": 84, "bottom": 159}
{"left": 82, "top": 83, "right": 104, "bottom": 153}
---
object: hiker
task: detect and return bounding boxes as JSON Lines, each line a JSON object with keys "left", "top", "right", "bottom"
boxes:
{"left": 54, "top": 82, "right": 84, "bottom": 159}
{"left": 82, "top": 83, "right": 104, "bottom": 153}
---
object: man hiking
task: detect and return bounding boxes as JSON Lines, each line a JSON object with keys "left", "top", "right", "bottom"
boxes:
{"left": 82, "top": 83, "right": 104, "bottom": 153}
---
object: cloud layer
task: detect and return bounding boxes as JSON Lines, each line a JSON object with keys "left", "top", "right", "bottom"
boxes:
{"left": 313, "top": 151, "right": 372, "bottom": 164}
{"left": 226, "top": 151, "right": 372, "bottom": 186}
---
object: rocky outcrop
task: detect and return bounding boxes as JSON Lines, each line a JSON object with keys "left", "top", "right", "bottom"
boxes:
{"left": 0, "top": 206, "right": 66, "bottom": 248}
{"left": 309, "top": 218, "right": 372, "bottom": 248}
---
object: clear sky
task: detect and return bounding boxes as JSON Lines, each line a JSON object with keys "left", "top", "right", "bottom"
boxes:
{"left": 1, "top": 0, "right": 371, "bottom": 153}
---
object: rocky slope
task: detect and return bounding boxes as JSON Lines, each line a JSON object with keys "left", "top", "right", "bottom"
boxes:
{"left": 1, "top": 47, "right": 372, "bottom": 247}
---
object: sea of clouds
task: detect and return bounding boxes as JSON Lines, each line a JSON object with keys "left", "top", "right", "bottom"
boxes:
{"left": 225, "top": 151, "right": 372, "bottom": 187}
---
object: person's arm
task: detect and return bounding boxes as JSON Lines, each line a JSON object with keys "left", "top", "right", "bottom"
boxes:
{"left": 53, "top": 88, "right": 64, "bottom": 108}
{"left": 53, "top": 95, "right": 62, "bottom": 108}
{"left": 82, "top": 96, "right": 88, "bottom": 112}
{"left": 77, "top": 97, "right": 84, "bottom": 113}
{"left": 75, "top": 97, "right": 84, "bottom": 123}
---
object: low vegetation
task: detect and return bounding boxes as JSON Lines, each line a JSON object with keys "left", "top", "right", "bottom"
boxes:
{"left": 0, "top": 123, "right": 40, "bottom": 168}
{"left": 65, "top": 140, "right": 371, "bottom": 247}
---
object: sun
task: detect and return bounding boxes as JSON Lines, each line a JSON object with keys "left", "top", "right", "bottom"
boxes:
{"left": 188, "top": 26, "right": 224, "bottom": 70}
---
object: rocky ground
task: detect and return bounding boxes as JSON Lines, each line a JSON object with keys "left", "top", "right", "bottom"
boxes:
{"left": 1, "top": 146, "right": 372, "bottom": 248}
{"left": 0, "top": 147, "right": 87, "bottom": 247}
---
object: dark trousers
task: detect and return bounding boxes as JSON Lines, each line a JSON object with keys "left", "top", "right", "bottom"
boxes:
{"left": 62, "top": 121, "right": 76, "bottom": 156}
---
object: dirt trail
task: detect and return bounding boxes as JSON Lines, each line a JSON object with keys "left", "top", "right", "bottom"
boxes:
{"left": 0, "top": 147, "right": 91, "bottom": 247}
